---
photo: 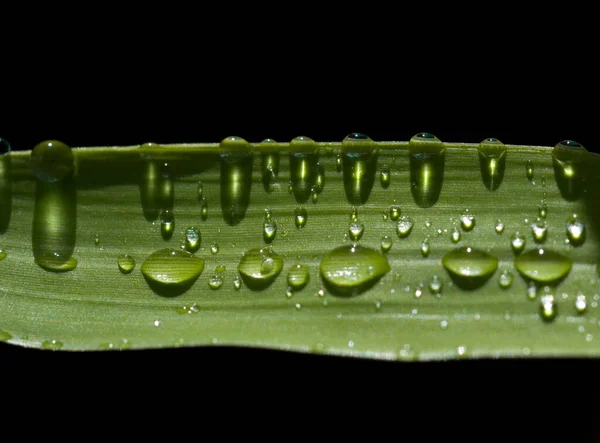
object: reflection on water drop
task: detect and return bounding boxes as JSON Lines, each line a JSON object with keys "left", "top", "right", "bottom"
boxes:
{"left": 409, "top": 133, "right": 445, "bottom": 208}
{"left": 514, "top": 248, "right": 572, "bottom": 283}
{"left": 220, "top": 136, "right": 253, "bottom": 225}
{"left": 184, "top": 227, "right": 201, "bottom": 253}
{"left": 538, "top": 202, "right": 548, "bottom": 219}
{"left": 478, "top": 138, "right": 507, "bottom": 191}
{"left": 208, "top": 274, "right": 224, "bottom": 289}
{"left": 141, "top": 248, "right": 205, "bottom": 296}
{"left": 210, "top": 242, "right": 219, "bottom": 255}
{"left": 442, "top": 246, "right": 498, "bottom": 289}
{"left": 389, "top": 204, "right": 401, "bottom": 221}
{"left": 233, "top": 276, "right": 242, "bottom": 290}
{"left": 42, "top": 339, "right": 64, "bottom": 350}
{"left": 263, "top": 220, "right": 277, "bottom": 243}
{"left": 495, "top": 220, "right": 504, "bottom": 234}
{"left": 429, "top": 275, "right": 443, "bottom": 295}
{"left": 31, "top": 140, "right": 74, "bottom": 183}
{"left": 238, "top": 247, "right": 283, "bottom": 290}
{"left": 511, "top": 231, "right": 526, "bottom": 254}
{"left": 420, "top": 238, "right": 430, "bottom": 257}
{"left": 341, "top": 133, "right": 378, "bottom": 205}
{"left": 540, "top": 294, "right": 557, "bottom": 321}
{"left": 450, "top": 227, "right": 461, "bottom": 243}
{"left": 552, "top": 140, "right": 588, "bottom": 201}
{"left": 290, "top": 136, "right": 319, "bottom": 203}
{"left": 460, "top": 212, "right": 475, "bottom": 231}
{"left": 575, "top": 293, "right": 587, "bottom": 314}
{"left": 566, "top": 214, "right": 585, "bottom": 246}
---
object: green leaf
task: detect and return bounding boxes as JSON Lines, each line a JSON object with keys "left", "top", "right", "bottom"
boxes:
{"left": 1, "top": 136, "right": 599, "bottom": 360}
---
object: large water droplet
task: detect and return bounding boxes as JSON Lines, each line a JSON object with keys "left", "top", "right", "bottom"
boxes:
{"left": 409, "top": 133, "right": 445, "bottom": 208}
{"left": 478, "top": 138, "right": 507, "bottom": 191}
{"left": 208, "top": 273, "right": 224, "bottom": 289}
{"left": 511, "top": 231, "right": 526, "bottom": 254}
{"left": 238, "top": 247, "right": 284, "bottom": 290}
{"left": 396, "top": 216, "right": 414, "bottom": 238}
{"left": 287, "top": 263, "right": 310, "bottom": 290}
{"left": 341, "top": 133, "right": 377, "bottom": 205}
{"left": 117, "top": 254, "right": 136, "bottom": 274}
{"left": 566, "top": 214, "right": 585, "bottom": 246}
{"left": 514, "top": 248, "right": 572, "bottom": 283}
{"left": 320, "top": 244, "right": 390, "bottom": 296}
{"left": 141, "top": 248, "right": 205, "bottom": 296}
{"left": 30, "top": 140, "right": 74, "bottom": 183}
{"left": 295, "top": 206, "right": 308, "bottom": 228}
{"left": 184, "top": 226, "right": 201, "bottom": 252}
{"left": 552, "top": 140, "right": 588, "bottom": 201}
{"left": 442, "top": 247, "right": 498, "bottom": 289}
{"left": 220, "top": 136, "right": 253, "bottom": 225}
{"left": 289, "top": 136, "right": 319, "bottom": 203}
{"left": 160, "top": 209, "right": 175, "bottom": 240}
{"left": 0, "top": 138, "right": 12, "bottom": 234}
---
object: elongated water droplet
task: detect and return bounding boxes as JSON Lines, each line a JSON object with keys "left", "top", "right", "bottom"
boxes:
{"left": 514, "top": 248, "right": 572, "bottom": 283}
{"left": 290, "top": 136, "right": 318, "bottom": 203}
{"left": 380, "top": 165, "right": 390, "bottom": 188}
{"left": 210, "top": 242, "right": 219, "bottom": 255}
{"left": 389, "top": 204, "right": 401, "bottom": 221}
{"left": 32, "top": 167, "right": 77, "bottom": 273}
{"left": 442, "top": 247, "right": 498, "bottom": 289}
{"left": 540, "top": 294, "right": 557, "bottom": 321}
{"left": 93, "top": 233, "right": 100, "bottom": 246}
{"left": 260, "top": 139, "right": 279, "bottom": 192}
{"left": 139, "top": 143, "right": 162, "bottom": 221}
{"left": 380, "top": 235, "right": 392, "bottom": 253}
{"left": 552, "top": 140, "right": 587, "bottom": 201}
{"left": 575, "top": 293, "right": 587, "bottom": 314}
{"left": 320, "top": 244, "right": 390, "bottom": 296}
{"left": 295, "top": 206, "right": 307, "bottom": 228}
{"left": 336, "top": 154, "right": 342, "bottom": 172}
{"left": 498, "top": 270, "right": 514, "bottom": 288}
{"left": 160, "top": 209, "right": 175, "bottom": 240}
{"left": 238, "top": 247, "right": 284, "bottom": 290}
{"left": 450, "top": 227, "right": 461, "bottom": 243}
{"left": 349, "top": 220, "right": 364, "bottom": 241}
{"left": 184, "top": 227, "right": 201, "bottom": 252}
{"left": 263, "top": 220, "right": 277, "bottom": 243}
{"left": 531, "top": 220, "right": 548, "bottom": 243}
{"left": 199, "top": 197, "right": 208, "bottom": 220}
{"left": 314, "top": 163, "right": 325, "bottom": 193}
{"left": 396, "top": 216, "right": 414, "bottom": 238}
{"left": 220, "top": 136, "right": 253, "bottom": 225}
{"left": 197, "top": 181, "right": 204, "bottom": 199}
{"left": 287, "top": 263, "right": 309, "bottom": 290}
{"left": 478, "top": 138, "right": 507, "bottom": 191}
{"left": 420, "top": 238, "right": 430, "bottom": 257}
{"left": 566, "top": 214, "right": 585, "bottom": 246}
{"left": 31, "top": 140, "right": 74, "bottom": 183}
{"left": 409, "top": 133, "right": 445, "bottom": 208}
{"left": 141, "top": 248, "right": 205, "bottom": 295}
{"left": 0, "top": 138, "right": 12, "bottom": 234}
{"left": 538, "top": 202, "right": 548, "bottom": 219}
{"left": 511, "top": 231, "right": 526, "bottom": 254}
{"left": 460, "top": 211, "right": 475, "bottom": 231}
{"left": 0, "top": 249, "right": 6, "bottom": 261}
{"left": 429, "top": 275, "right": 443, "bottom": 295}
{"left": 495, "top": 220, "right": 504, "bottom": 234}
{"left": 341, "top": 133, "right": 377, "bottom": 205}
{"left": 526, "top": 160, "right": 534, "bottom": 181}
{"left": 117, "top": 254, "right": 136, "bottom": 274}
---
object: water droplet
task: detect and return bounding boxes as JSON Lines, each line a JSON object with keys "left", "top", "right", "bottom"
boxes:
{"left": 531, "top": 220, "right": 548, "bottom": 243}
{"left": 93, "top": 233, "right": 100, "bottom": 246}
{"left": 314, "top": 163, "right": 326, "bottom": 194}
{"left": 538, "top": 202, "right": 548, "bottom": 219}
{"left": 527, "top": 282, "right": 538, "bottom": 300}
{"left": 181, "top": 227, "right": 201, "bottom": 253}
{"left": 176, "top": 303, "right": 200, "bottom": 315}
{"left": 514, "top": 248, "right": 572, "bottom": 283}
{"left": 0, "top": 138, "right": 10, "bottom": 155}
{"left": 442, "top": 247, "right": 498, "bottom": 289}
{"left": 208, "top": 274, "right": 224, "bottom": 289}
{"left": 295, "top": 206, "right": 308, "bottom": 228}
{"left": 219, "top": 136, "right": 253, "bottom": 225}
{"left": 409, "top": 133, "right": 445, "bottom": 208}
{"left": 511, "top": 231, "right": 526, "bottom": 254}
{"left": 348, "top": 220, "right": 364, "bottom": 241}
{"left": 525, "top": 160, "right": 534, "bottom": 181}
{"left": 389, "top": 204, "right": 401, "bottom": 221}
{"left": 0, "top": 330, "right": 11, "bottom": 342}
{"left": 320, "top": 244, "right": 390, "bottom": 296}
{"left": 540, "top": 294, "right": 557, "bottom": 321}
{"left": 41, "top": 339, "right": 63, "bottom": 350}
{"left": 197, "top": 181, "right": 204, "bottom": 199}
{"left": 290, "top": 136, "right": 319, "bottom": 203}
{"left": 262, "top": 220, "right": 277, "bottom": 244}
{"left": 460, "top": 212, "right": 475, "bottom": 231}
{"left": 575, "top": 293, "right": 587, "bottom": 314}
{"left": 450, "top": 227, "right": 461, "bottom": 243}
{"left": 429, "top": 275, "right": 443, "bottom": 294}
{"left": 341, "top": 133, "right": 378, "bottom": 205}
{"left": 566, "top": 214, "right": 585, "bottom": 246}
{"left": 380, "top": 165, "right": 390, "bottom": 188}
{"left": 316, "top": 288, "right": 325, "bottom": 298}
{"left": 210, "top": 242, "right": 219, "bottom": 255}
{"left": 396, "top": 216, "right": 414, "bottom": 238}
{"left": 420, "top": 238, "right": 430, "bottom": 257}
{"left": 493, "top": 220, "right": 504, "bottom": 234}
{"left": 0, "top": 249, "right": 6, "bottom": 261}
{"left": 30, "top": 140, "right": 73, "bottom": 183}
{"left": 260, "top": 139, "right": 280, "bottom": 192}
{"left": 139, "top": 144, "right": 162, "bottom": 221}
{"left": 381, "top": 211, "right": 388, "bottom": 221}
{"left": 141, "top": 248, "right": 205, "bottom": 295}
{"left": 414, "top": 284, "right": 424, "bottom": 299}
{"left": 552, "top": 140, "right": 588, "bottom": 201}
{"left": 287, "top": 263, "right": 310, "bottom": 290}
{"left": 159, "top": 162, "right": 174, "bottom": 211}
{"left": 238, "top": 247, "right": 284, "bottom": 289}
{"left": 380, "top": 235, "right": 392, "bottom": 253}
{"left": 478, "top": 138, "right": 507, "bottom": 191}
{"left": 160, "top": 209, "right": 175, "bottom": 240}
{"left": 117, "top": 254, "right": 136, "bottom": 274}
{"left": 498, "top": 270, "right": 514, "bottom": 288}
{"left": 440, "top": 320, "right": 448, "bottom": 330}
{"left": 199, "top": 197, "right": 208, "bottom": 220}
{"left": 336, "top": 155, "right": 342, "bottom": 172}
{"left": 457, "top": 346, "right": 467, "bottom": 357}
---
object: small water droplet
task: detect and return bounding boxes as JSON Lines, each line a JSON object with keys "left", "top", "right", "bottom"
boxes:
{"left": 457, "top": 346, "right": 467, "bottom": 357}
{"left": 566, "top": 214, "right": 585, "bottom": 246}
{"left": 117, "top": 254, "right": 136, "bottom": 274}
{"left": 420, "top": 238, "right": 430, "bottom": 257}
{"left": 42, "top": 339, "right": 63, "bottom": 350}
{"left": 348, "top": 220, "right": 364, "bottom": 241}
{"left": 184, "top": 227, "right": 201, "bottom": 253}
{"left": 389, "top": 204, "right": 401, "bottom": 221}
{"left": 429, "top": 275, "right": 443, "bottom": 294}
{"left": 285, "top": 288, "right": 293, "bottom": 298}
{"left": 515, "top": 248, "right": 572, "bottom": 283}
{"left": 336, "top": 155, "right": 342, "bottom": 172}
{"left": 94, "top": 233, "right": 100, "bottom": 246}
{"left": 450, "top": 227, "right": 461, "bottom": 243}
{"left": 0, "top": 249, "right": 7, "bottom": 261}
{"left": 498, "top": 270, "right": 514, "bottom": 288}
{"left": 531, "top": 220, "right": 548, "bottom": 243}
{"left": 208, "top": 274, "right": 224, "bottom": 289}
{"left": 316, "top": 288, "right": 325, "bottom": 298}
{"left": 381, "top": 211, "right": 388, "bottom": 221}
{"left": 210, "top": 242, "right": 219, "bottom": 255}
{"left": 295, "top": 207, "right": 308, "bottom": 228}
{"left": 263, "top": 220, "right": 277, "bottom": 243}
{"left": 160, "top": 209, "right": 175, "bottom": 240}
{"left": 440, "top": 320, "right": 448, "bottom": 330}
{"left": 540, "top": 294, "right": 557, "bottom": 321}
{"left": 575, "top": 293, "right": 587, "bottom": 314}
{"left": 460, "top": 212, "right": 475, "bottom": 231}
{"left": 287, "top": 263, "right": 309, "bottom": 290}
{"left": 380, "top": 235, "right": 392, "bottom": 253}
{"left": 538, "top": 202, "right": 548, "bottom": 219}
{"left": 380, "top": 165, "right": 390, "bottom": 188}
{"left": 199, "top": 197, "right": 208, "bottom": 220}
{"left": 197, "top": 181, "right": 204, "bottom": 199}
{"left": 176, "top": 303, "right": 200, "bottom": 315}
{"left": 350, "top": 206, "right": 359, "bottom": 222}
{"left": 511, "top": 231, "right": 526, "bottom": 254}
{"left": 295, "top": 303, "right": 302, "bottom": 311}
{"left": 495, "top": 220, "right": 504, "bottom": 234}
{"left": 526, "top": 160, "right": 534, "bottom": 181}
{"left": 527, "top": 282, "right": 538, "bottom": 300}
{"left": 233, "top": 276, "right": 242, "bottom": 290}
{"left": 396, "top": 216, "right": 414, "bottom": 238}
{"left": 425, "top": 219, "right": 432, "bottom": 228}
{"left": 414, "top": 284, "right": 424, "bottom": 299}
{"left": 374, "top": 300, "right": 382, "bottom": 311}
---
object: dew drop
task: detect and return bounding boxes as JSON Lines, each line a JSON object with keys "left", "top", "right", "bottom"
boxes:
{"left": 440, "top": 320, "right": 448, "bottom": 330}
{"left": 208, "top": 274, "right": 224, "bottom": 289}
{"left": 380, "top": 235, "right": 392, "bottom": 253}
{"left": 540, "top": 294, "right": 557, "bottom": 321}
{"left": 199, "top": 197, "right": 208, "bottom": 221}
{"left": 414, "top": 284, "right": 424, "bottom": 299}
{"left": 552, "top": 140, "right": 588, "bottom": 201}
{"left": 290, "top": 136, "right": 319, "bottom": 203}
{"left": 94, "top": 233, "right": 100, "bottom": 246}
{"left": 514, "top": 248, "right": 572, "bottom": 283}
{"left": 429, "top": 275, "right": 443, "bottom": 295}
{"left": 31, "top": 140, "right": 74, "bottom": 183}
{"left": 498, "top": 270, "right": 514, "bottom": 289}
{"left": 295, "top": 207, "right": 308, "bottom": 228}
{"left": 220, "top": 136, "right": 253, "bottom": 225}
{"left": 349, "top": 220, "right": 364, "bottom": 241}
{"left": 495, "top": 220, "right": 504, "bottom": 234}
{"left": 117, "top": 254, "right": 136, "bottom": 274}
{"left": 531, "top": 220, "right": 547, "bottom": 243}
{"left": 525, "top": 160, "right": 534, "bottom": 181}
{"left": 389, "top": 204, "right": 401, "bottom": 221}
{"left": 527, "top": 282, "right": 537, "bottom": 300}
{"left": 457, "top": 346, "right": 467, "bottom": 357}
{"left": 176, "top": 303, "right": 200, "bottom": 315}
{"left": 566, "top": 214, "right": 585, "bottom": 246}
{"left": 160, "top": 209, "right": 175, "bottom": 240}
{"left": 341, "top": 133, "right": 378, "bottom": 205}
{"left": 233, "top": 276, "right": 242, "bottom": 290}
{"left": 41, "top": 339, "right": 64, "bottom": 350}
{"left": 575, "top": 293, "right": 587, "bottom": 314}
{"left": 538, "top": 202, "right": 548, "bottom": 219}
{"left": 210, "top": 242, "right": 219, "bottom": 255}
{"left": 442, "top": 247, "right": 498, "bottom": 289}
{"left": 141, "top": 248, "right": 205, "bottom": 294}
{"left": 380, "top": 165, "right": 390, "bottom": 188}
{"left": 263, "top": 220, "right": 277, "bottom": 243}
{"left": 450, "top": 227, "right": 461, "bottom": 243}
{"left": 478, "top": 138, "right": 507, "bottom": 191}
{"left": 287, "top": 263, "right": 310, "bottom": 290}
{"left": 184, "top": 227, "right": 201, "bottom": 253}
{"left": 460, "top": 212, "right": 475, "bottom": 231}
{"left": 420, "top": 238, "right": 430, "bottom": 257}
{"left": 336, "top": 155, "right": 342, "bottom": 172}
{"left": 238, "top": 247, "right": 284, "bottom": 290}
{"left": 197, "top": 181, "right": 204, "bottom": 199}
{"left": 396, "top": 216, "right": 414, "bottom": 238}
{"left": 409, "top": 133, "right": 445, "bottom": 208}
{"left": 381, "top": 211, "right": 388, "bottom": 221}
{"left": 511, "top": 231, "right": 526, "bottom": 254}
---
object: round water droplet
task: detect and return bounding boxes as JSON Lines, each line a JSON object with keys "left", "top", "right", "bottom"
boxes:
{"left": 554, "top": 140, "right": 587, "bottom": 158}
{"left": 141, "top": 248, "right": 205, "bottom": 293}
{"left": 429, "top": 275, "right": 443, "bottom": 295}
{"left": 514, "top": 248, "right": 572, "bottom": 283}
{"left": 184, "top": 227, "right": 201, "bottom": 253}
{"left": 208, "top": 274, "right": 224, "bottom": 289}
{"left": 210, "top": 242, "right": 219, "bottom": 255}
{"left": 314, "top": 163, "right": 325, "bottom": 193}
{"left": 498, "top": 270, "right": 514, "bottom": 288}
{"left": 238, "top": 247, "right": 284, "bottom": 289}
{"left": 0, "top": 249, "right": 6, "bottom": 261}
{"left": 117, "top": 254, "right": 136, "bottom": 274}
{"left": 531, "top": 220, "right": 547, "bottom": 243}
{"left": 525, "top": 160, "right": 534, "bottom": 181}
{"left": 511, "top": 231, "right": 526, "bottom": 254}
{"left": 420, "top": 238, "right": 430, "bottom": 257}
{"left": 380, "top": 165, "right": 390, "bottom": 188}
{"left": 382, "top": 211, "right": 388, "bottom": 221}
{"left": 460, "top": 212, "right": 475, "bottom": 231}
{"left": 540, "top": 294, "right": 557, "bottom": 321}
{"left": 220, "top": 136, "right": 251, "bottom": 155}
{"left": 380, "top": 235, "right": 392, "bottom": 253}
{"left": 320, "top": 244, "right": 391, "bottom": 296}
{"left": 199, "top": 197, "right": 208, "bottom": 220}
{"left": 42, "top": 339, "right": 64, "bottom": 350}
{"left": 160, "top": 209, "right": 175, "bottom": 240}
{"left": 450, "top": 227, "right": 461, "bottom": 243}
{"left": 495, "top": 220, "right": 504, "bottom": 234}
{"left": 388, "top": 204, "right": 401, "bottom": 221}
{"left": 575, "top": 293, "right": 587, "bottom": 314}
{"left": 295, "top": 207, "right": 308, "bottom": 228}
{"left": 348, "top": 220, "right": 364, "bottom": 241}
{"left": 566, "top": 214, "right": 585, "bottom": 246}
{"left": 442, "top": 247, "right": 498, "bottom": 289}
{"left": 30, "top": 140, "right": 74, "bottom": 183}
{"left": 263, "top": 220, "right": 277, "bottom": 243}
{"left": 396, "top": 216, "right": 414, "bottom": 238}
{"left": 233, "top": 276, "right": 242, "bottom": 290}
{"left": 414, "top": 284, "right": 424, "bottom": 299}
{"left": 287, "top": 263, "right": 310, "bottom": 290}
